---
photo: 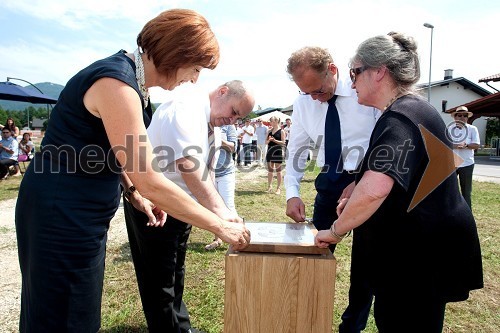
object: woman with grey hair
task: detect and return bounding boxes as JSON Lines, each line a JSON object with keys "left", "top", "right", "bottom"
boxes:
{"left": 316, "top": 32, "right": 483, "bottom": 332}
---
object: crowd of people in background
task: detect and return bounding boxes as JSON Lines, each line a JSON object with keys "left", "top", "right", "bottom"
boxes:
{"left": 0, "top": 117, "right": 34, "bottom": 179}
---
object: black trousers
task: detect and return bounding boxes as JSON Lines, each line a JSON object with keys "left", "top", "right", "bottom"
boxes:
{"left": 0, "top": 158, "right": 17, "bottom": 178}
{"left": 242, "top": 143, "right": 252, "bottom": 165}
{"left": 124, "top": 199, "right": 192, "bottom": 333}
{"left": 313, "top": 171, "right": 374, "bottom": 333}
{"left": 374, "top": 285, "right": 446, "bottom": 333}
{"left": 456, "top": 164, "right": 474, "bottom": 208}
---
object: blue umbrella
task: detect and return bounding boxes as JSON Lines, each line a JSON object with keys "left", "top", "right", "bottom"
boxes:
{"left": 0, "top": 81, "right": 57, "bottom": 104}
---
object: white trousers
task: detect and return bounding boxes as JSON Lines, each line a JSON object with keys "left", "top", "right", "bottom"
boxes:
{"left": 215, "top": 172, "right": 237, "bottom": 214}
{"left": 257, "top": 143, "right": 267, "bottom": 164}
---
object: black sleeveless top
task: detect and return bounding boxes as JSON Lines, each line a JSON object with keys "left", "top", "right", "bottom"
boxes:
{"left": 39, "top": 50, "right": 152, "bottom": 176}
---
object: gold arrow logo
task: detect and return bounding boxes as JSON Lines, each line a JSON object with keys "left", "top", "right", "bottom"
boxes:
{"left": 407, "top": 125, "right": 464, "bottom": 212}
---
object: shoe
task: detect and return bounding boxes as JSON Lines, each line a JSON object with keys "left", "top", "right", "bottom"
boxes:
{"left": 204, "top": 240, "right": 222, "bottom": 251}
{"left": 275, "top": 188, "right": 281, "bottom": 195}
{"left": 12, "top": 173, "right": 22, "bottom": 177}
{"left": 189, "top": 328, "right": 207, "bottom": 333}
{"left": 266, "top": 187, "right": 272, "bottom": 193}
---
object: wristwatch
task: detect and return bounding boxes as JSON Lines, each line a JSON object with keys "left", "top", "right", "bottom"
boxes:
{"left": 124, "top": 185, "right": 136, "bottom": 202}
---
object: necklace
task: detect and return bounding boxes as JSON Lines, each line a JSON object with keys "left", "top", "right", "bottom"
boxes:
{"left": 134, "top": 48, "right": 149, "bottom": 107}
{"left": 384, "top": 92, "right": 407, "bottom": 111}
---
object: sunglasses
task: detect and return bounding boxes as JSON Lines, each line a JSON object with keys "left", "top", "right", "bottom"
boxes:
{"left": 349, "top": 66, "right": 369, "bottom": 83}
{"left": 454, "top": 114, "right": 468, "bottom": 118}
{"left": 2, "top": 131, "right": 11, "bottom": 134}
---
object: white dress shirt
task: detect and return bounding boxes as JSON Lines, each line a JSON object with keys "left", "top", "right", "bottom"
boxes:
{"left": 448, "top": 123, "right": 480, "bottom": 168}
{"left": 147, "top": 89, "right": 221, "bottom": 199}
{"left": 285, "top": 76, "right": 381, "bottom": 200}
{"left": 241, "top": 125, "right": 254, "bottom": 144}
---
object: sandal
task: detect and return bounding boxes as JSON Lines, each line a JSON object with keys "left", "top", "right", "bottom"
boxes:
{"left": 205, "top": 240, "right": 222, "bottom": 251}
{"left": 275, "top": 188, "right": 281, "bottom": 195}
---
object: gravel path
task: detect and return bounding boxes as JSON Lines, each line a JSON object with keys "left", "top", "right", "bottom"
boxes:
{"left": 0, "top": 198, "right": 129, "bottom": 332}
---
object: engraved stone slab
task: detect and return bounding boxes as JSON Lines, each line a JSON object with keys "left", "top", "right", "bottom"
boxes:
{"left": 239, "top": 222, "right": 329, "bottom": 255}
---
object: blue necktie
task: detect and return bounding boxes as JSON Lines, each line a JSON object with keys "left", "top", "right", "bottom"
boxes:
{"left": 324, "top": 95, "right": 342, "bottom": 181}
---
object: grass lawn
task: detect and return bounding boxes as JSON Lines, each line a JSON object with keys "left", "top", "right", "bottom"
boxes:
{"left": 1, "top": 163, "right": 498, "bottom": 332}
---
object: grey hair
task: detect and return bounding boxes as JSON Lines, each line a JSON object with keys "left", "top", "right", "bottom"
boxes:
{"left": 287, "top": 46, "right": 333, "bottom": 80}
{"left": 222, "top": 80, "right": 247, "bottom": 98}
{"left": 350, "top": 32, "right": 420, "bottom": 94}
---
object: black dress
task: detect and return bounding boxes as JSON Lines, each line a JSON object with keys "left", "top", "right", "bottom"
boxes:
{"left": 15, "top": 50, "right": 151, "bottom": 332}
{"left": 353, "top": 95, "right": 483, "bottom": 331}
{"left": 266, "top": 128, "right": 284, "bottom": 163}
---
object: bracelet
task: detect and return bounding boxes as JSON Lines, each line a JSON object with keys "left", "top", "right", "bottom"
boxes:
{"left": 329, "top": 220, "right": 349, "bottom": 241}
{"left": 124, "top": 185, "right": 136, "bottom": 202}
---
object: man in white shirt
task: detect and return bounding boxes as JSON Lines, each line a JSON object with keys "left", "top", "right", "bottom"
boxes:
{"left": 241, "top": 118, "right": 254, "bottom": 166}
{"left": 285, "top": 46, "right": 380, "bottom": 333}
{"left": 255, "top": 119, "right": 268, "bottom": 166}
{"left": 124, "top": 80, "right": 254, "bottom": 333}
{"left": 448, "top": 106, "right": 480, "bottom": 208}
{"left": 283, "top": 118, "right": 292, "bottom": 147}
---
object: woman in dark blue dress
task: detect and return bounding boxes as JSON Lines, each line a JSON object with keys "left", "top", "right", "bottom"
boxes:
{"left": 15, "top": 9, "right": 250, "bottom": 332}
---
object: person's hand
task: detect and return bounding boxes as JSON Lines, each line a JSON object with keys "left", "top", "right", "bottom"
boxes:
{"left": 217, "top": 220, "right": 251, "bottom": 251}
{"left": 220, "top": 210, "right": 244, "bottom": 224}
{"left": 336, "top": 198, "right": 349, "bottom": 217}
{"left": 129, "top": 194, "right": 167, "bottom": 227}
{"left": 315, "top": 229, "right": 339, "bottom": 248}
{"left": 338, "top": 181, "right": 355, "bottom": 201}
{"left": 337, "top": 181, "right": 355, "bottom": 216}
{"left": 286, "top": 197, "right": 306, "bottom": 222}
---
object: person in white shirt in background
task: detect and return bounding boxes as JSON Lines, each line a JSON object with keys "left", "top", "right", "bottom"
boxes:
{"left": 255, "top": 119, "right": 268, "bottom": 166}
{"left": 250, "top": 121, "right": 258, "bottom": 163}
{"left": 235, "top": 123, "right": 244, "bottom": 165}
{"left": 448, "top": 106, "right": 480, "bottom": 209}
{"left": 282, "top": 118, "right": 292, "bottom": 147}
{"left": 284, "top": 46, "right": 380, "bottom": 333}
{"left": 241, "top": 118, "right": 254, "bottom": 166}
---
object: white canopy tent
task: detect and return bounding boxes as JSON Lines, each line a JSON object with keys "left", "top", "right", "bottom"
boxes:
{"left": 254, "top": 110, "right": 290, "bottom": 123}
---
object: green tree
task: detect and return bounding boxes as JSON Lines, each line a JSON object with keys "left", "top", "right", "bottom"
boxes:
{"left": 485, "top": 117, "right": 500, "bottom": 146}
{"left": 0, "top": 107, "right": 7, "bottom": 125}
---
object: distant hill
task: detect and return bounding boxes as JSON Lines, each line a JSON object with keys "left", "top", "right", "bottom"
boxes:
{"left": 0, "top": 82, "right": 64, "bottom": 111}
{"left": 0, "top": 82, "right": 163, "bottom": 112}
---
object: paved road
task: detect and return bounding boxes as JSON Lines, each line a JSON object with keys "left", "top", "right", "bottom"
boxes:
{"left": 473, "top": 156, "right": 500, "bottom": 184}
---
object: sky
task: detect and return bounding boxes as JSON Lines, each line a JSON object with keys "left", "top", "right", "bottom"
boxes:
{"left": 1, "top": 0, "right": 499, "bottom": 110}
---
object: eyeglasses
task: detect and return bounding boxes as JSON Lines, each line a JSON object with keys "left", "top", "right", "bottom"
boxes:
{"left": 299, "top": 71, "right": 329, "bottom": 96}
{"left": 2, "top": 131, "right": 11, "bottom": 134}
{"left": 349, "top": 66, "right": 369, "bottom": 83}
{"left": 454, "top": 114, "right": 468, "bottom": 118}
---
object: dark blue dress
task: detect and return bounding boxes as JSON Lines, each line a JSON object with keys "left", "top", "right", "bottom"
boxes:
{"left": 15, "top": 50, "right": 151, "bottom": 332}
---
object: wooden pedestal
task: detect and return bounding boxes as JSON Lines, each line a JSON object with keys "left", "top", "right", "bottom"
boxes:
{"left": 223, "top": 223, "right": 336, "bottom": 333}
